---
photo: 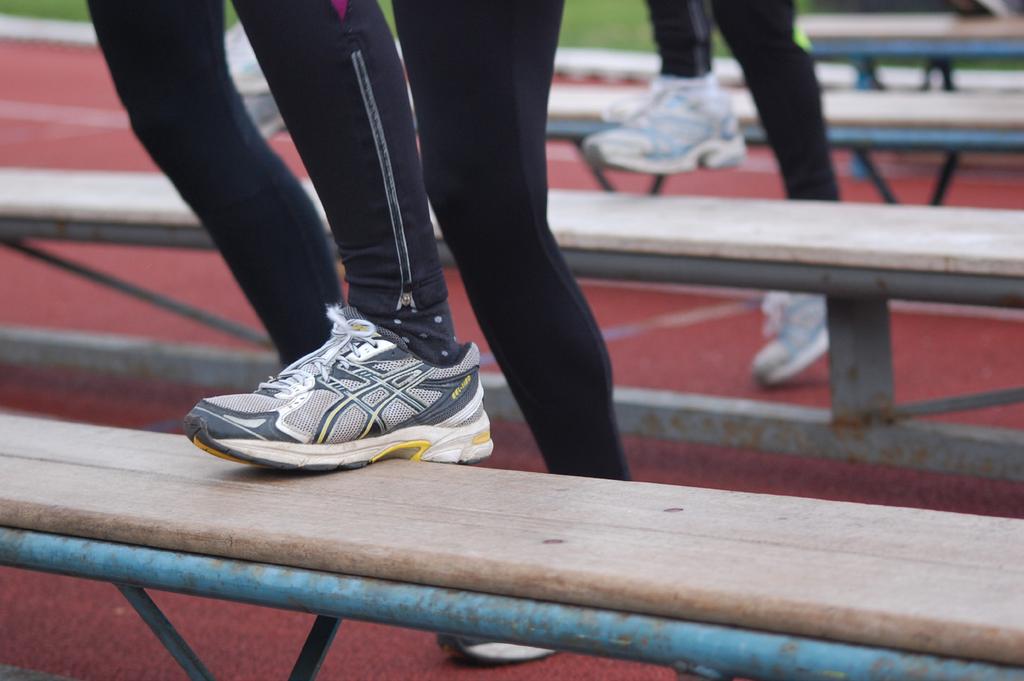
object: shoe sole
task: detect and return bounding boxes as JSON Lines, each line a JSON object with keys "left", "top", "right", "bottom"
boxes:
{"left": 582, "top": 136, "right": 746, "bottom": 175}
{"left": 184, "top": 412, "right": 493, "bottom": 471}
{"left": 436, "top": 634, "right": 556, "bottom": 666}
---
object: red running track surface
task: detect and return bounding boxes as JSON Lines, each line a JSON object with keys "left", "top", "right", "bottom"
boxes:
{"left": 1, "top": 40, "right": 1024, "bottom": 681}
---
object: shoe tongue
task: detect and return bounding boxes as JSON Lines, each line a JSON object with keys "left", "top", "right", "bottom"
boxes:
{"left": 332, "top": 304, "right": 409, "bottom": 351}
{"left": 337, "top": 305, "right": 362, "bottom": 320}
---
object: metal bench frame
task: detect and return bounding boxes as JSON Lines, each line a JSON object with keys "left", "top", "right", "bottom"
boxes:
{"left": 547, "top": 119, "right": 1024, "bottom": 206}
{"left": 3, "top": 527, "right": 1021, "bottom": 681}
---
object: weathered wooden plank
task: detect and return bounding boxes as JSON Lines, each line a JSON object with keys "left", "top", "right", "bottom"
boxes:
{"left": 552, "top": 48, "right": 1024, "bottom": 92}
{"left": 0, "top": 169, "right": 315, "bottom": 228}
{"left": 1, "top": 414, "right": 1023, "bottom": 666}
{"left": 545, "top": 190, "right": 1024, "bottom": 277}
{"left": 548, "top": 85, "right": 1024, "bottom": 131}
{"left": 798, "top": 13, "right": 1024, "bottom": 41}
{"left": 2, "top": 169, "right": 1023, "bottom": 277}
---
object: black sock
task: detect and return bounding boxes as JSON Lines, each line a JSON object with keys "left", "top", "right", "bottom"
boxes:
{"left": 364, "top": 299, "right": 462, "bottom": 365}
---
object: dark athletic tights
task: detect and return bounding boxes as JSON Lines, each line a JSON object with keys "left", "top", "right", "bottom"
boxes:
{"left": 88, "top": 0, "right": 629, "bottom": 480}
{"left": 646, "top": 0, "right": 840, "bottom": 202}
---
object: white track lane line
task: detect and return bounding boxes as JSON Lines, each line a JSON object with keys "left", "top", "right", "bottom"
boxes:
{"left": 479, "top": 300, "right": 752, "bottom": 367}
{"left": 0, "top": 99, "right": 127, "bottom": 128}
{"left": 582, "top": 279, "right": 1024, "bottom": 323}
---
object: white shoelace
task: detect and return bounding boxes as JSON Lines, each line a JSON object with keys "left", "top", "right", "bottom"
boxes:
{"left": 260, "top": 309, "right": 378, "bottom": 394}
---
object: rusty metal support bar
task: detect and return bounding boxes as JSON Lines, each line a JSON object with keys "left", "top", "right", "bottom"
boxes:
{"left": 3, "top": 241, "right": 271, "bottom": 347}
{"left": 827, "top": 298, "right": 894, "bottom": 425}
{"left": 891, "top": 386, "right": 1024, "bottom": 420}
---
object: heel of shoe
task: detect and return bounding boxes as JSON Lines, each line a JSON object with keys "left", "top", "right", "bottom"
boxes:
{"left": 418, "top": 413, "right": 493, "bottom": 465}
{"left": 701, "top": 137, "right": 747, "bottom": 169}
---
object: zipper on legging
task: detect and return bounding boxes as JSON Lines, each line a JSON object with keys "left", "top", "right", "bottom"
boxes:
{"left": 352, "top": 49, "right": 413, "bottom": 309}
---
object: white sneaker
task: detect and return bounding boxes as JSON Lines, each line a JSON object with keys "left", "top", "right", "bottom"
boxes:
{"left": 582, "top": 75, "right": 746, "bottom": 175}
{"left": 752, "top": 293, "right": 829, "bottom": 387}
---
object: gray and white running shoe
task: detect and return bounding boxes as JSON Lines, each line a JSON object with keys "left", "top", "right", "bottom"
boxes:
{"left": 184, "top": 306, "right": 492, "bottom": 470}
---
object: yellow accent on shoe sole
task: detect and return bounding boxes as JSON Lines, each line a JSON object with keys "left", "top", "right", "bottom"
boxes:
{"left": 191, "top": 436, "right": 263, "bottom": 467}
{"left": 369, "top": 439, "right": 432, "bottom": 463}
{"left": 472, "top": 431, "right": 491, "bottom": 445}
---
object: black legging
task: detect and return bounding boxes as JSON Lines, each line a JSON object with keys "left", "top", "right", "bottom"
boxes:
{"left": 88, "top": 0, "right": 629, "bottom": 480}
{"left": 646, "top": 0, "right": 840, "bottom": 201}
{"left": 87, "top": 1, "right": 341, "bottom": 365}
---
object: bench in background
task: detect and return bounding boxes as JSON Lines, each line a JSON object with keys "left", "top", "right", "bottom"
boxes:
{"left": 546, "top": 85, "right": 1024, "bottom": 204}
{"left": 2, "top": 168, "right": 1023, "bottom": 480}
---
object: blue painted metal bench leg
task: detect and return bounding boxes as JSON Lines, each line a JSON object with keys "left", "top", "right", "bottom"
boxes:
{"left": 851, "top": 149, "right": 899, "bottom": 204}
{"left": 289, "top": 616, "right": 342, "bottom": 681}
{"left": 116, "top": 584, "right": 216, "bottom": 681}
{"left": 649, "top": 174, "right": 668, "bottom": 195}
{"left": 930, "top": 152, "right": 960, "bottom": 206}
{"left": 117, "top": 584, "right": 342, "bottom": 681}
{"left": 845, "top": 55, "right": 965, "bottom": 206}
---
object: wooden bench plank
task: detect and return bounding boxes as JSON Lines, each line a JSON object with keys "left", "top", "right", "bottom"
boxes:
{"left": 799, "top": 13, "right": 1024, "bottom": 41}
{"left": 546, "top": 190, "right": 1024, "bottom": 277}
{"left": 1, "top": 414, "right": 1023, "bottom": 666}
{"left": 548, "top": 85, "right": 1024, "bottom": 131}
{"left": 2, "top": 169, "right": 1023, "bottom": 278}
{"left": 553, "top": 49, "right": 1024, "bottom": 92}
{"left": 0, "top": 168, "right": 231, "bottom": 228}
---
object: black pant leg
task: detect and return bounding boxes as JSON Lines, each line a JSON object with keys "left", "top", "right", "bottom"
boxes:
{"left": 87, "top": 0, "right": 341, "bottom": 364}
{"left": 712, "top": 0, "right": 839, "bottom": 201}
{"left": 393, "top": 0, "right": 630, "bottom": 480}
{"left": 231, "top": 0, "right": 449, "bottom": 320}
{"left": 646, "top": 0, "right": 714, "bottom": 77}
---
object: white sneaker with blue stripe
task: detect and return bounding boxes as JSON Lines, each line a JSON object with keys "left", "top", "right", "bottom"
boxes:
{"left": 582, "top": 75, "right": 746, "bottom": 175}
{"left": 752, "top": 293, "right": 829, "bottom": 387}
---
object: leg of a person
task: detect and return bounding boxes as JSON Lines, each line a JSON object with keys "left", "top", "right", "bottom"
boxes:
{"left": 87, "top": 0, "right": 341, "bottom": 364}
{"left": 646, "top": 0, "right": 713, "bottom": 77}
{"left": 393, "top": 1, "right": 630, "bottom": 480}
{"left": 229, "top": 0, "right": 459, "bottom": 363}
{"left": 712, "top": 0, "right": 839, "bottom": 201}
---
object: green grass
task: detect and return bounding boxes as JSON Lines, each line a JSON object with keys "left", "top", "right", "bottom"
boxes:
{"left": 0, "top": 0, "right": 88, "bottom": 21}
{"left": 2, "top": 0, "right": 1020, "bottom": 69}
{"left": 0, "top": 0, "right": 871, "bottom": 51}
{"left": 0, "top": 0, "right": 656, "bottom": 49}
{"left": 560, "top": 1, "right": 654, "bottom": 51}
